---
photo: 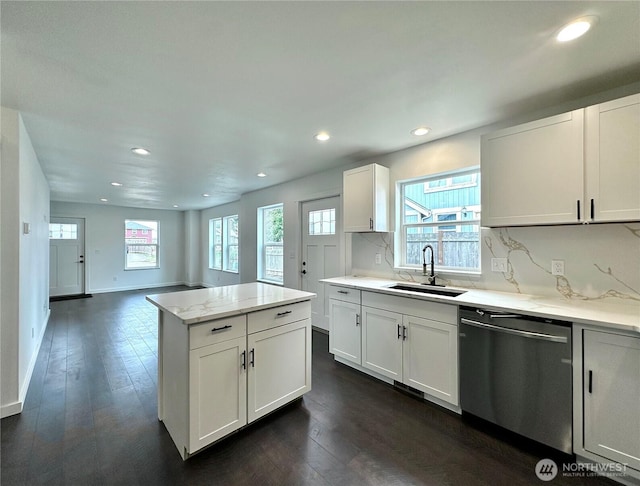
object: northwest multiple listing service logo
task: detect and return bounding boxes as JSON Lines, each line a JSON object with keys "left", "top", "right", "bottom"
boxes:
{"left": 535, "top": 458, "right": 628, "bottom": 481}
{"left": 535, "top": 459, "right": 559, "bottom": 481}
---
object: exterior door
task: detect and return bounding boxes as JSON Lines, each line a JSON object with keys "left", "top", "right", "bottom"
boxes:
{"left": 301, "top": 197, "right": 341, "bottom": 331}
{"left": 49, "top": 217, "right": 85, "bottom": 296}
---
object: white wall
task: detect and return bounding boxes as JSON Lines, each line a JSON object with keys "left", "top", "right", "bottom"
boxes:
{"left": 196, "top": 83, "right": 640, "bottom": 306}
{"left": 1, "top": 107, "right": 51, "bottom": 417}
{"left": 50, "top": 202, "right": 185, "bottom": 293}
{"left": 184, "top": 210, "right": 201, "bottom": 286}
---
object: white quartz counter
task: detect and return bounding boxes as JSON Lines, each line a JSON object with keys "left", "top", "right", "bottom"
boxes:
{"left": 322, "top": 276, "right": 640, "bottom": 334}
{"left": 146, "top": 282, "right": 316, "bottom": 325}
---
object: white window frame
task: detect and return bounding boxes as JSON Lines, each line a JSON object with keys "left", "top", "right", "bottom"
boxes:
{"left": 209, "top": 218, "right": 222, "bottom": 270}
{"left": 223, "top": 214, "right": 239, "bottom": 273}
{"left": 257, "top": 203, "right": 284, "bottom": 285}
{"left": 125, "top": 220, "right": 159, "bottom": 270}
{"left": 395, "top": 168, "right": 481, "bottom": 275}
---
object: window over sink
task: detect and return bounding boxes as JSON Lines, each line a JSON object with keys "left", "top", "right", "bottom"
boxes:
{"left": 396, "top": 168, "right": 480, "bottom": 273}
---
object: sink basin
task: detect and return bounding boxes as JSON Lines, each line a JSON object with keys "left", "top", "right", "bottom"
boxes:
{"left": 388, "top": 284, "right": 467, "bottom": 298}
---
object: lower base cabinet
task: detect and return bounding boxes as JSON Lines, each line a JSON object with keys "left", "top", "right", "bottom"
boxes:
{"left": 160, "top": 301, "right": 312, "bottom": 459}
{"left": 581, "top": 329, "right": 640, "bottom": 472}
{"left": 189, "top": 336, "right": 247, "bottom": 452}
{"left": 247, "top": 320, "right": 312, "bottom": 422}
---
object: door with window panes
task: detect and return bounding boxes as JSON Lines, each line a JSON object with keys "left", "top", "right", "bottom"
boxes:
{"left": 301, "top": 197, "right": 341, "bottom": 331}
{"left": 49, "top": 217, "right": 85, "bottom": 296}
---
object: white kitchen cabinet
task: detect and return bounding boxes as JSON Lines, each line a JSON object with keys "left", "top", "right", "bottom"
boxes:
{"left": 152, "top": 291, "right": 313, "bottom": 460}
{"left": 360, "top": 291, "right": 459, "bottom": 407}
{"left": 247, "top": 319, "right": 312, "bottom": 423}
{"left": 189, "top": 336, "right": 247, "bottom": 452}
{"left": 481, "top": 110, "right": 584, "bottom": 227}
{"left": 343, "top": 163, "right": 390, "bottom": 232}
{"left": 402, "top": 314, "right": 458, "bottom": 405}
{"left": 582, "top": 329, "right": 640, "bottom": 471}
{"left": 585, "top": 94, "right": 640, "bottom": 222}
{"left": 328, "top": 285, "right": 362, "bottom": 365}
{"left": 361, "top": 306, "right": 402, "bottom": 381}
{"left": 482, "top": 93, "right": 640, "bottom": 227}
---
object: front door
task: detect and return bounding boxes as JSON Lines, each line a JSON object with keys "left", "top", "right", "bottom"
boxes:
{"left": 301, "top": 197, "right": 341, "bottom": 331}
{"left": 49, "top": 217, "right": 85, "bottom": 296}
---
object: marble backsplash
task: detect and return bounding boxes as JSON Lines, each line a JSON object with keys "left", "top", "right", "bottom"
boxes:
{"left": 350, "top": 222, "right": 640, "bottom": 304}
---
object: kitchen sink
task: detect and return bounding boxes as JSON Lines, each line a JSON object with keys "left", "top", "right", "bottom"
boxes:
{"left": 387, "top": 284, "right": 467, "bottom": 298}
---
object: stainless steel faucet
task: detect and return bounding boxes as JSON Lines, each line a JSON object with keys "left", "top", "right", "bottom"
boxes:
{"left": 422, "top": 244, "right": 436, "bottom": 285}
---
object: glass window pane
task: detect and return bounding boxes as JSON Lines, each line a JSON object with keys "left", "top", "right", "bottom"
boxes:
{"left": 125, "top": 220, "right": 159, "bottom": 269}
{"left": 49, "top": 223, "right": 78, "bottom": 240}
{"left": 308, "top": 208, "right": 335, "bottom": 236}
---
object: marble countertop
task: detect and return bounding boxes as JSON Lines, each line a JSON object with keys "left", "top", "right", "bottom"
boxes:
{"left": 322, "top": 276, "right": 640, "bottom": 334}
{"left": 146, "top": 282, "right": 316, "bottom": 325}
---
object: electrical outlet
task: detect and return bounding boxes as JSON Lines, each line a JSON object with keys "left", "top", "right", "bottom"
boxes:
{"left": 552, "top": 260, "right": 565, "bottom": 276}
{"left": 491, "top": 257, "right": 508, "bottom": 272}
{"left": 375, "top": 253, "right": 382, "bottom": 265}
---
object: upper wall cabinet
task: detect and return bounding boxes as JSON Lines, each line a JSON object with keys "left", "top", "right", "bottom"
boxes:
{"left": 585, "top": 94, "right": 640, "bottom": 223}
{"left": 481, "top": 110, "right": 585, "bottom": 227}
{"left": 343, "top": 163, "right": 390, "bottom": 232}
{"left": 481, "top": 93, "right": 640, "bottom": 227}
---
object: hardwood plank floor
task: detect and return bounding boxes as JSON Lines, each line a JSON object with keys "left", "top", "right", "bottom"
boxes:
{"left": 1, "top": 286, "right": 617, "bottom": 485}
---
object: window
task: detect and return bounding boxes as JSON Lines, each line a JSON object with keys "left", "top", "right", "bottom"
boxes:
{"left": 308, "top": 208, "right": 335, "bottom": 235}
{"left": 209, "top": 218, "right": 222, "bottom": 270}
{"left": 223, "top": 215, "right": 239, "bottom": 273}
{"left": 257, "top": 203, "right": 283, "bottom": 284}
{"left": 49, "top": 223, "right": 77, "bottom": 240}
{"left": 208, "top": 215, "right": 239, "bottom": 272}
{"left": 397, "top": 169, "right": 480, "bottom": 273}
{"left": 125, "top": 220, "right": 158, "bottom": 269}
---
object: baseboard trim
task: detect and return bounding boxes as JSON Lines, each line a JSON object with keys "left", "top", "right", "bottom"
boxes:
{"left": 90, "top": 281, "right": 185, "bottom": 294}
{"left": 1, "top": 309, "right": 51, "bottom": 419}
{"left": 1, "top": 401, "right": 23, "bottom": 418}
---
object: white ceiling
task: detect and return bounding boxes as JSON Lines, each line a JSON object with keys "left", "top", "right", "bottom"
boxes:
{"left": 2, "top": 1, "right": 639, "bottom": 210}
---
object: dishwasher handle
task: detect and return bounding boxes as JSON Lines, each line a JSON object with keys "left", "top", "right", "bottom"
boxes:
{"left": 460, "top": 318, "right": 568, "bottom": 343}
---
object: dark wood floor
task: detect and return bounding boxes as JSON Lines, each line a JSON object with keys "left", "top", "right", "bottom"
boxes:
{"left": 1, "top": 286, "right": 616, "bottom": 485}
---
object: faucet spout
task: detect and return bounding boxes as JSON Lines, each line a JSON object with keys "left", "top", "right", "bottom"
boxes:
{"left": 422, "top": 244, "right": 436, "bottom": 285}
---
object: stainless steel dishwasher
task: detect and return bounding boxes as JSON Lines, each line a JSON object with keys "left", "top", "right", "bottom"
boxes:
{"left": 459, "top": 306, "right": 573, "bottom": 453}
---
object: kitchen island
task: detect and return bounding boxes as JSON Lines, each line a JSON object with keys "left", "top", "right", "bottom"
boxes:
{"left": 146, "top": 283, "right": 316, "bottom": 459}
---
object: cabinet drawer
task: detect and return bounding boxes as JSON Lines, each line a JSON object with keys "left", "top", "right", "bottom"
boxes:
{"left": 190, "top": 315, "right": 247, "bottom": 350}
{"left": 248, "top": 301, "right": 311, "bottom": 335}
{"left": 328, "top": 285, "right": 361, "bottom": 304}
{"left": 362, "top": 291, "right": 457, "bottom": 324}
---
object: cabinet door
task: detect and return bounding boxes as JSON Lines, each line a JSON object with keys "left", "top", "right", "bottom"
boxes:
{"left": 189, "top": 336, "right": 247, "bottom": 452}
{"left": 585, "top": 94, "right": 640, "bottom": 222}
{"left": 344, "top": 165, "right": 375, "bottom": 232}
{"left": 247, "top": 319, "right": 311, "bottom": 423}
{"left": 402, "top": 314, "right": 458, "bottom": 406}
{"left": 361, "top": 306, "right": 403, "bottom": 381}
{"left": 481, "top": 110, "right": 584, "bottom": 226}
{"left": 583, "top": 330, "right": 640, "bottom": 470}
{"left": 329, "top": 299, "right": 361, "bottom": 364}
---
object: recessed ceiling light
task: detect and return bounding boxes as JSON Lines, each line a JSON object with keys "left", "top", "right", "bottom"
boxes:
{"left": 556, "top": 16, "right": 597, "bottom": 42}
{"left": 100, "top": 198, "right": 108, "bottom": 202}
{"left": 110, "top": 182, "right": 123, "bottom": 187}
{"left": 131, "top": 147, "right": 150, "bottom": 155}
{"left": 257, "top": 172, "right": 267, "bottom": 178}
{"left": 411, "top": 127, "right": 431, "bottom": 136}
{"left": 202, "top": 193, "right": 210, "bottom": 197}
{"left": 173, "top": 205, "right": 179, "bottom": 208}
{"left": 314, "top": 131, "right": 330, "bottom": 142}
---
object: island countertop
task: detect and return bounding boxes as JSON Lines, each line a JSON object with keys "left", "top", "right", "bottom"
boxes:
{"left": 146, "top": 282, "right": 316, "bottom": 325}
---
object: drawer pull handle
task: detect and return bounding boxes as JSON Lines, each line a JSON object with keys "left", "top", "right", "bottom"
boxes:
{"left": 276, "top": 310, "right": 292, "bottom": 318}
{"left": 211, "top": 325, "right": 232, "bottom": 333}
{"left": 337, "top": 290, "right": 349, "bottom": 294}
